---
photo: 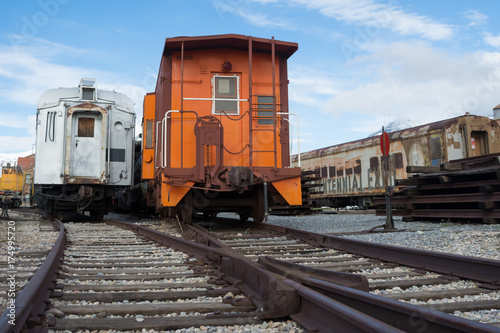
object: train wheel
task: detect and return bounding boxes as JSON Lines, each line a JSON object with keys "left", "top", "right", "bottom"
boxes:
{"left": 178, "top": 191, "right": 193, "bottom": 224}
{"left": 251, "top": 186, "right": 265, "bottom": 223}
{"left": 90, "top": 209, "right": 105, "bottom": 221}
{"left": 239, "top": 212, "right": 250, "bottom": 222}
{"left": 203, "top": 211, "right": 218, "bottom": 221}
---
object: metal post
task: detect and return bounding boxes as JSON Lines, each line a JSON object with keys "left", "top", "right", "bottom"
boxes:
{"left": 263, "top": 181, "right": 268, "bottom": 221}
{"left": 271, "top": 37, "right": 277, "bottom": 169}
{"left": 277, "top": 112, "right": 300, "bottom": 167}
{"left": 180, "top": 40, "right": 184, "bottom": 168}
{"left": 382, "top": 126, "right": 394, "bottom": 230}
{"left": 248, "top": 37, "right": 253, "bottom": 168}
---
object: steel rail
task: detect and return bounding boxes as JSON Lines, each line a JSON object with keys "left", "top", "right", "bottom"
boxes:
{"left": 302, "top": 278, "right": 499, "bottom": 333}
{"left": 105, "top": 220, "right": 299, "bottom": 318}
{"left": 284, "top": 279, "right": 404, "bottom": 333}
{"left": 0, "top": 219, "right": 66, "bottom": 333}
{"left": 249, "top": 222, "right": 500, "bottom": 287}
{"left": 188, "top": 222, "right": 500, "bottom": 332}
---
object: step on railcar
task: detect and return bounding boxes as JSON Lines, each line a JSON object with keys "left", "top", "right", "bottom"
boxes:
{"left": 142, "top": 34, "right": 302, "bottom": 223}
{"left": 34, "top": 79, "right": 136, "bottom": 219}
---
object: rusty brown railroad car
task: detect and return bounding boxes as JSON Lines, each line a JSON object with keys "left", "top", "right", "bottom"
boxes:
{"left": 293, "top": 114, "right": 500, "bottom": 208}
{"left": 141, "top": 34, "right": 302, "bottom": 223}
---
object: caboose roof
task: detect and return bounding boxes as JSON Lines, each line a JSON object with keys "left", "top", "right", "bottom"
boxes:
{"left": 163, "top": 34, "right": 298, "bottom": 59}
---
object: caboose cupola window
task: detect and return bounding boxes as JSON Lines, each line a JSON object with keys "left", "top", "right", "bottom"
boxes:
{"left": 79, "top": 78, "right": 97, "bottom": 101}
{"left": 212, "top": 74, "right": 239, "bottom": 115}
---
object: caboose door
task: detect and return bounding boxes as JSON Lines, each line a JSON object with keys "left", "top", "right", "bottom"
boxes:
{"left": 70, "top": 113, "right": 102, "bottom": 178}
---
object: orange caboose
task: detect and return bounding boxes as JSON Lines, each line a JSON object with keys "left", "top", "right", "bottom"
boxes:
{"left": 142, "top": 34, "right": 302, "bottom": 223}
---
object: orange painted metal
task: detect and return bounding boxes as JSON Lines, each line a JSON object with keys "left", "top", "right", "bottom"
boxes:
{"left": 142, "top": 93, "right": 156, "bottom": 180}
{"left": 145, "top": 34, "right": 302, "bottom": 216}
{"left": 161, "top": 174, "right": 193, "bottom": 207}
{"left": 271, "top": 176, "right": 303, "bottom": 206}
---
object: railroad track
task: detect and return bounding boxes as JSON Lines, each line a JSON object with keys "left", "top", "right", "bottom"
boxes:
{"left": 0, "top": 217, "right": 302, "bottom": 332}
{"left": 0, "top": 211, "right": 57, "bottom": 302}
{"left": 184, "top": 219, "right": 500, "bottom": 332}
{"left": 43, "top": 222, "right": 272, "bottom": 331}
{"left": 2, "top": 213, "right": 500, "bottom": 332}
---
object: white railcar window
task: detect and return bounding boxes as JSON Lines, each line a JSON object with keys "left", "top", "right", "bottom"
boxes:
{"left": 45, "top": 111, "right": 56, "bottom": 142}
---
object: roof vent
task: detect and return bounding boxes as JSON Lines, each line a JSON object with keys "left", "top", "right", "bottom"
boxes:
{"left": 79, "top": 78, "right": 97, "bottom": 101}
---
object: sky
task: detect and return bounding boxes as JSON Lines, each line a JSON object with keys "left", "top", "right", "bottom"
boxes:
{"left": 2, "top": 0, "right": 500, "bottom": 164}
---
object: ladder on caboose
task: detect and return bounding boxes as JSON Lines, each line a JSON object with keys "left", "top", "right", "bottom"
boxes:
{"left": 247, "top": 36, "right": 283, "bottom": 169}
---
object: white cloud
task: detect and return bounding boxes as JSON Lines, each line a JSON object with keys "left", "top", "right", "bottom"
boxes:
{"left": 0, "top": 36, "right": 146, "bottom": 108}
{"left": 484, "top": 33, "right": 500, "bottom": 49}
{"left": 289, "top": 66, "right": 340, "bottom": 107}
{"left": 0, "top": 36, "right": 147, "bottom": 153}
{"left": 236, "top": 10, "right": 295, "bottom": 29}
{"left": 216, "top": 2, "right": 295, "bottom": 29}
{"left": 0, "top": 136, "right": 36, "bottom": 157}
{"left": 321, "top": 41, "right": 500, "bottom": 134}
{"left": 289, "top": 0, "right": 453, "bottom": 40}
{"left": 0, "top": 152, "right": 31, "bottom": 166}
{"left": 252, "top": 0, "right": 280, "bottom": 3}
{"left": 463, "top": 9, "right": 487, "bottom": 27}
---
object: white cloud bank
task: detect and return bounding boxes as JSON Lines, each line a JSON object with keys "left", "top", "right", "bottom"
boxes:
{"left": 289, "top": 0, "right": 453, "bottom": 40}
{"left": 0, "top": 36, "right": 146, "bottom": 156}
{"left": 321, "top": 41, "right": 500, "bottom": 134}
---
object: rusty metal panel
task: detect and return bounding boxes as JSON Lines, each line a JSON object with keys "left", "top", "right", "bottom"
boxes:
{"left": 293, "top": 115, "right": 500, "bottom": 204}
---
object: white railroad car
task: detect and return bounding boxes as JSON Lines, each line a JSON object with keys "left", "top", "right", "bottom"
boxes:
{"left": 34, "top": 79, "right": 135, "bottom": 219}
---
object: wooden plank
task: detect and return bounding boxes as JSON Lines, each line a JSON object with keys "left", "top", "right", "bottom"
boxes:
{"left": 53, "top": 316, "right": 262, "bottom": 330}
{"left": 365, "top": 271, "right": 423, "bottom": 279}
{"left": 62, "top": 282, "right": 215, "bottom": 291}
{"left": 66, "top": 267, "right": 200, "bottom": 275}
{"left": 66, "top": 262, "right": 193, "bottom": 268}
{"left": 421, "top": 299, "right": 500, "bottom": 313}
{"left": 300, "top": 260, "right": 377, "bottom": 268}
{"left": 66, "top": 272, "right": 207, "bottom": 281}
{"left": 266, "top": 252, "right": 343, "bottom": 260}
{"left": 384, "top": 193, "right": 500, "bottom": 205}
{"left": 64, "top": 258, "right": 191, "bottom": 264}
{"left": 59, "top": 289, "right": 235, "bottom": 302}
{"left": 370, "top": 278, "right": 450, "bottom": 291}
{"left": 381, "top": 287, "right": 492, "bottom": 301}
{"left": 406, "top": 166, "right": 441, "bottom": 174}
{"left": 440, "top": 163, "right": 466, "bottom": 171}
{"left": 56, "top": 302, "right": 255, "bottom": 315}
{"left": 274, "top": 255, "right": 358, "bottom": 264}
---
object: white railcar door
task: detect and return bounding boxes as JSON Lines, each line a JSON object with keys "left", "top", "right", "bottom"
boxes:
{"left": 71, "top": 113, "right": 102, "bottom": 178}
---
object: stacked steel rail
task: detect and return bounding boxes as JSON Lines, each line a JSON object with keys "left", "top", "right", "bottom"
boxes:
{"left": 269, "top": 169, "right": 323, "bottom": 216}
{"left": 375, "top": 153, "right": 500, "bottom": 223}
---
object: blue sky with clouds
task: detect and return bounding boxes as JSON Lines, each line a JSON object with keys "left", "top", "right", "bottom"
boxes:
{"left": 2, "top": 0, "right": 500, "bottom": 162}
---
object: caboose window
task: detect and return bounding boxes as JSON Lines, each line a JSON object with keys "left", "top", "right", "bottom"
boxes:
{"left": 78, "top": 117, "right": 95, "bottom": 137}
{"left": 82, "top": 88, "right": 95, "bottom": 101}
{"left": 213, "top": 75, "right": 239, "bottom": 115}
{"left": 145, "top": 120, "right": 154, "bottom": 149}
{"left": 256, "top": 96, "right": 274, "bottom": 125}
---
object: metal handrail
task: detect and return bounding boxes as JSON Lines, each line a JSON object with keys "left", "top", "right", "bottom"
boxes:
{"left": 277, "top": 112, "right": 300, "bottom": 167}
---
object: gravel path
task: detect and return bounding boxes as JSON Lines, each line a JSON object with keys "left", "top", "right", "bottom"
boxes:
{"left": 265, "top": 213, "right": 500, "bottom": 260}
{"left": 0, "top": 210, "right": 58, "bottom": 307}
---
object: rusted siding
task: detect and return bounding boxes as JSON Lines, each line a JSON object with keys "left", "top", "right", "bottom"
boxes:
{"left": 294, "top": 115, "right": 500, "bottom": 204}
